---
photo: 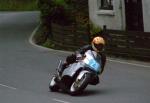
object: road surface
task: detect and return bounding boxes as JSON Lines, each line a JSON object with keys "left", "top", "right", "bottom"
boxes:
{"left": 0, "top": 12, "right": 150, "bottom": 103}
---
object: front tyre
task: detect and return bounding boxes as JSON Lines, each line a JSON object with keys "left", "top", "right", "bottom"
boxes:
{"left": 70, "top": 71, "right": 91, "bottom": 95}
{"left": 49, "top": 75, "right": 59, "bottom": 92}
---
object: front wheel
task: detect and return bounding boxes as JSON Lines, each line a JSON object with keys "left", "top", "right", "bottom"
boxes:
{"left": 70, "top": 71, "right": 91, "bottom": 95}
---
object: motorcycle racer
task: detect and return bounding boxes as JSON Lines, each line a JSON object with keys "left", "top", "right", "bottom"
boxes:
{"left": 59, "top": 36, "right": 106, "bottom": 76}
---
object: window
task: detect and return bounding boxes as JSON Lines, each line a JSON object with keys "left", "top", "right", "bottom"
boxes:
{"left": 97, "top": 0, "right": 114, "bottom": 15}
{"left": 98, "top": 0, "right": 113, "bottom": 10}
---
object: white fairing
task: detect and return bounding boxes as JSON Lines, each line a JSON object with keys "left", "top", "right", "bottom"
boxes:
{"left": 62, "top": 62, "right": 83, "bottom": 77}
{"left": 83, "top": 50, "right": 101, "bottom": 73}
{"left": 50, "top": 76, "right": 56, "bottom": 86}
{"left": 62, "top": 50, "right": 101, "bottom": 77}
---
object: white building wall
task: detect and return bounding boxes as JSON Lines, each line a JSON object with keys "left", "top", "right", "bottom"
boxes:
{"left": 88, "top": 0, "right": 125, "bottom": 30}
{"left": 142, "top": 0, "right": 150, "bottom": 32}
{"left": 89, "top": 0, "right": 150, "bottom": 32}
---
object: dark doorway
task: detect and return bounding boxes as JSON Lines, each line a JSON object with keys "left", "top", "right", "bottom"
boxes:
{"left": 125, "top": 0, "right": 144, "bottom": 31}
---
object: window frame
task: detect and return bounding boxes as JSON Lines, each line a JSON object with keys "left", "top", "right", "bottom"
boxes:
{"left": 97, "top": 0, "right": 115, "bottom": 15}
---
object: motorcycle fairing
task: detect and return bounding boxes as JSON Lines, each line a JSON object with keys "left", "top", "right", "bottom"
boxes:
{"left": 83, "top": 50, "right": 102, "bottom": 73}
{"left": 62, "top": 62, "right": 84, "bottom": 77}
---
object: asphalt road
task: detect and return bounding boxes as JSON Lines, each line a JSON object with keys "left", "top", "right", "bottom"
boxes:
{"left": 0, "top": 12, "right": 150, "bottom": 103}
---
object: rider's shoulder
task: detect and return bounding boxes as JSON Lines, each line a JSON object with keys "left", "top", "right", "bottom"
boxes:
{"left": 82, "top": 45, "right": 92, "bottom": 50}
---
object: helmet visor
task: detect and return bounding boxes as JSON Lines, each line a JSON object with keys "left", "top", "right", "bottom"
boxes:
{"left": 94, "top": 44, "right": 104, "bottom": 51}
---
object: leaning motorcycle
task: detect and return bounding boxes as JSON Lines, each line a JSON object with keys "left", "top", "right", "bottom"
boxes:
{"left": 49, "top": 50, "right": 102, "bottom": 95}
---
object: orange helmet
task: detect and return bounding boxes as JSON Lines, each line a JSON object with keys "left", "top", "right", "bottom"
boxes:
{"left": 91, "top": 36, "right": 105, "bottom": 52}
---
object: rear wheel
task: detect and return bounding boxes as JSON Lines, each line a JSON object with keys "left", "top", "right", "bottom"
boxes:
{"left": 70, "top": 71, "right": 91, "bottom": 95}
{"left": 49, "top": 75, "right": 59, "bottom": 92}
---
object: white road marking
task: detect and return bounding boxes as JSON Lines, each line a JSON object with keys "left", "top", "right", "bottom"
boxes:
{"left": 0, "top": 83, "right": 17, "bottom": 90}
{"left": 29, "top": 25, "right": 72, "bottom": 54}
{"left": 52, "top": 98, "right": 71, "bottom": 103}
{"left": 108, "top": 59, "right": 150, "bottom": 68}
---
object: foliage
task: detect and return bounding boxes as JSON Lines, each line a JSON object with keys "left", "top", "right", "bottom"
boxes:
{"left": 42, "top": 39, "right": 55, "bottom": 48}
{"left": 0, "top": 0, "right": 38, "bottom": 11}
{"left": 52, "top": 0, "right": 74, "bottom": 25}
{"left": 38, "top": 0, "right": 74, "bottom": 25}
{"left": 90, "top": 22, "right": 102, "bottom": 36}
{"left": 37, "top": 0, "right": 55, "bottom": 41}
{"left": 33, "top": 24, "right": 48, "bottom": 44}
{"left": 54, "top": 0, "right": 68, "bottom": 8}
{"left": 36, "top": 0, "right": 90, "bottom": 50}
{"left": 37, "top": 0, "right": 76, "bottom": 45}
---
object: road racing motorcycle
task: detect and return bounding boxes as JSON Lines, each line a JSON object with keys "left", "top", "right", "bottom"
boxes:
{"left": 49, "top": 50, "right": 102, "bottom": 95}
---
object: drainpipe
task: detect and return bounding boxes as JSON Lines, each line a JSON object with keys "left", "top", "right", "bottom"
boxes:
{"left": 119, "top": 0, "right": 124, "bottom": 30}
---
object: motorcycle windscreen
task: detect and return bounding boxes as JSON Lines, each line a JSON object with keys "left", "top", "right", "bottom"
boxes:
{"left": 83, "top": 57, "right": 101, "bottom": 73}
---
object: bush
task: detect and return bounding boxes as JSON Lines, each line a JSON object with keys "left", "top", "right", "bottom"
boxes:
{"left": 90, "top": 22, "right": 102, "bottom": 37}
{"left": 38, "top": 0, "right": 74, "bottom": 25}
{"left": 37, "top": 0, "right": 75, "bottom": 42}
{"left": 37, "top": 0, "right": 54, "bottom": 40}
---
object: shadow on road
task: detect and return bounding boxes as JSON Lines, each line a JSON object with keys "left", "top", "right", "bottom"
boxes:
{"left": 48, "top": 86, "right": 114, "bottom": 96}
{"left": 78, "top": 88, "right": 112, "bottom": 97}
{"left": 78, "top": 90, "right": 101, "bottom": 96}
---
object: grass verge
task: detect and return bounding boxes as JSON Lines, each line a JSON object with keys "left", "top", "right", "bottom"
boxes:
{"left": 0, "top": 0, "right": 38, "bottom": 11}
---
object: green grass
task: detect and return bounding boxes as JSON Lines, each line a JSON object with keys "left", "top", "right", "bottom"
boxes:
{"left": 0, "top": 0, "right": 38, "bottom": 11}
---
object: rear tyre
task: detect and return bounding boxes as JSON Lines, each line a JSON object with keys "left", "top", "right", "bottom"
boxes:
{"left": 49, "top": 75, "right": 59, "bottom": 92}
{"left": 70, "top": 72, "right": 91, "bottom": 95}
